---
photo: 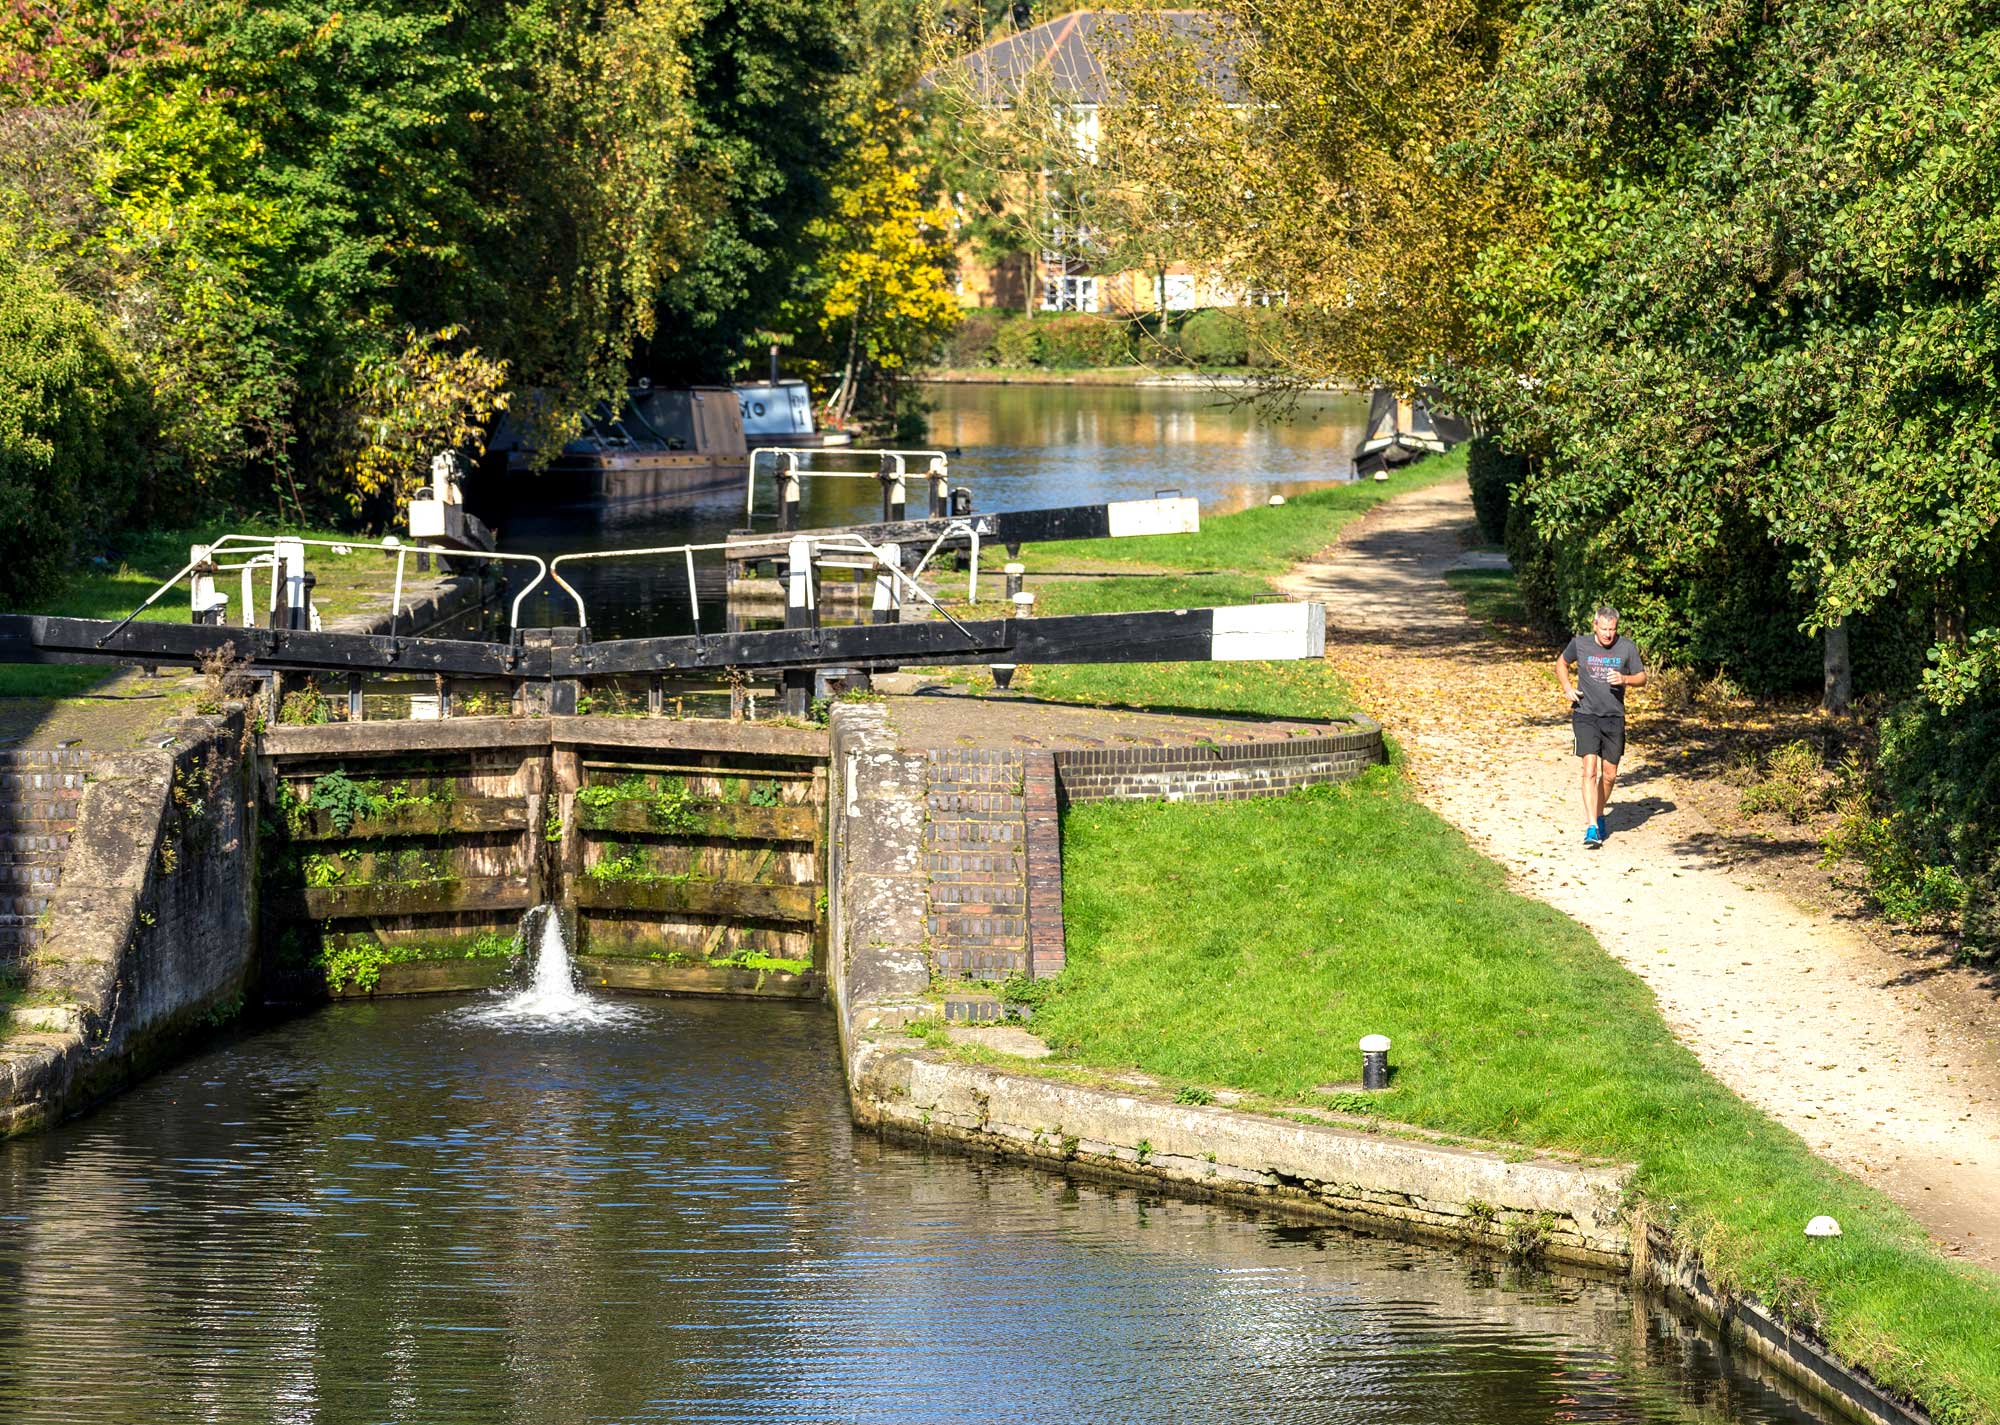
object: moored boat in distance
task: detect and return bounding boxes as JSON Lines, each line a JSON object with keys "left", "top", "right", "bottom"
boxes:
{"left": 733, "top": 378, "right": 853, "bottom": 450}
{"left": 1352, "top": 385, "right": 1472, "bottom": 480}
{"left": 489, "top": 384, "right": 748, "bottom": 509}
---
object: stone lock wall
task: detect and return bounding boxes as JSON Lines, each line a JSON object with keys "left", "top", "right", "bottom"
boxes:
{"left": 0, "top": 709, "right": 258, "bottom": 1137}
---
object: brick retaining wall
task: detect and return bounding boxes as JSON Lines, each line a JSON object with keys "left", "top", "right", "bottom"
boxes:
{"left": 1052, "top": 719, "right": 1383, "bottom": 805}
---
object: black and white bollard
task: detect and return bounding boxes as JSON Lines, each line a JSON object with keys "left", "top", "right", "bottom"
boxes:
{"left": 992, "top": 587, "right": 1033, "bottom": 691}
{"left": 1360, "top": 1034, "right": 1392, "bottom": 1091}
{"left": 781, "top": 535, "right": 817, "bottom": 718}
{"left": 879, "top": 456, "right": 906, "bottom": 523}
{"left": 188, "top": 543, "right": 227, "bottom": 626}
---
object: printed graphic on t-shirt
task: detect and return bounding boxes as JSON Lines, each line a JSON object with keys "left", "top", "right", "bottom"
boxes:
{"left": 1583, "top": 652, "right": 1625, "bottom": 683}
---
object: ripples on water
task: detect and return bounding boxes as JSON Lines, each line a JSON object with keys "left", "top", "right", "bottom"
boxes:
{"left": 0, "top": 996, "right": 1834, "bottom": 1425}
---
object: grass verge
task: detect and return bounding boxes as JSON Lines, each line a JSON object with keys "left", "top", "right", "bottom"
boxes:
{"left": 1443, "top": 555, "right": 1533, "bottom": 636}
{"left": 976, "top": 450, "right": 1999, "bottom": 1418}
{"left": 934, "top": 452, "right": 1467, "bottom": 720}
{"left": 3, "top": 521, "right": 397, "bottom": 700}
{"left": 1041, "top": 777, "right": 2000, "bottom": 1420}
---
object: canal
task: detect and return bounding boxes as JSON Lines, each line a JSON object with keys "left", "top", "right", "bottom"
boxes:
{"left": 492, "top": 382, "right": 1377, "bottom": 639}
{"left": 0, "top": 384, "right": 1842, "bottom": 1423}
{"left": 0, "top": 994, "right": 1834, "bottom": 1424}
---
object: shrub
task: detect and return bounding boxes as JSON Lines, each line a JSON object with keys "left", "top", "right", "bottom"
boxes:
{"left": 1032, "top": 314, "right": 1132, "bottom": 368}
{"left": 988, "top": 318, "right": 1042, "bottom": 368}
{"left": 938, "top": 309, "right": 1006, "bottom": 367}
{"left": 1465, "top": 437, "right": 1525, "bottom": 545}
{"left": 1646, "top": 665, "right": 1695, "bottom": 714}
{"left": 1174, "top": 307, "right": 1250, "bottom": 366}
{"left": 1241, "top": 305, "right": 1285, "bottom": 367}
{"left": 0, "top": 259, "right": 149, "bottom": 607}
{"left": 1738, "top": 740, "right": 1832, "bottom": 823}
{"left": 1829, "top": 692, "right": 2000, "bottom": 950}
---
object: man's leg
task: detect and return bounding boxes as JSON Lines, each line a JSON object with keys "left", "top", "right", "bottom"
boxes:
{"left": 1598, "top": 762, "right": 1618, "bottom": 826}
{"left": 1579, "top": 753, "right": 1601, "bottom": 824}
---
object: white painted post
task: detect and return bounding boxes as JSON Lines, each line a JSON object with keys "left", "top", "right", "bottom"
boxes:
{"left": 871, "top": 543, "right": 903, "bottom": 625}
{"left": 783, "top": 535, "right": 817, "bottom": 718}
{"left": 188, "top": 544, "right": 222, "bottom": 626}
{"left": 778, "top": 459, "right": 802, "bottom": 532}
{"left": 928, "top": 457, "right": 949, "bottom": 518}
{"left": 274, "top": 537, "right": 307, "bottom": 630}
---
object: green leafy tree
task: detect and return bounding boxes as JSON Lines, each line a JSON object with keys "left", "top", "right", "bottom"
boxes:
{"left": 790, "top": 99, "right": 960, "bottom": 423}
{"left": 0, "top": 257, "right": 148, "bottom": 604}
{"left": 643, "top": 0, "right": 851, "bottom": 379}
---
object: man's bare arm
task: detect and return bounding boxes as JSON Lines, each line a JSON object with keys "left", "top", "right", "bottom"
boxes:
{"left": 1554, "top": 651, "right": 1580, "bottom": 703}
{"left": 1607, "top": 670, "right": 1648, "bottom": 688}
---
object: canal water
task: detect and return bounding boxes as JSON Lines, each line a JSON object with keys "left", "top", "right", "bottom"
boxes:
{"left": 491, "top": 383, "right": 1375, "bottom": 639}
{"left": 0, "top": 994, "right": 1834, "bottom": 1424}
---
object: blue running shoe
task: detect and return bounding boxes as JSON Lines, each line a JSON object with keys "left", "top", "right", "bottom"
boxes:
{"left": 1595, "top": 816, "right": 1609, "bottom": 840}
{"left": 1583, "top": 823, "right": 1603, "bottom": 848}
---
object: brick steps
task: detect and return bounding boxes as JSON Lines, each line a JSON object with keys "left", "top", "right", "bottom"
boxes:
{"left": 0, "top": 751, "right": 91, "bottom": 968}
{"left": 924, "top": 750, "right": 1031, "bottom": 979}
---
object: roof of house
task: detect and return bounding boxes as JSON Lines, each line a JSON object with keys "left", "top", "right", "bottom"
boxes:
{"left": 947, "top": 9, "right": 1246, "bottom": 106}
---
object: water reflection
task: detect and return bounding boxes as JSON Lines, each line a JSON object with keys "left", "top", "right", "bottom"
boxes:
{"left": 0, "top": 996, "right": 1832, "bottom": 1425}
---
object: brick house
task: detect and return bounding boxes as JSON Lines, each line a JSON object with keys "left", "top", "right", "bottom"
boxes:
{"left": 942, "top": 9, "right": 1260, "bottom": 317}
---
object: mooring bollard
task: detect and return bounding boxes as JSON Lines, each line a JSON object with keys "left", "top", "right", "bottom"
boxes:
{"left": 993, "top": 587, "right": 1033, "bottom": 691}
{"left": 870, "top": 543, "right": 902, "bottom": 625}
{"left": 782, "top": 535, "right": 817, "bottom": 718}
{"left": 1360, "top": 1034, "right": 1392, "bottom": 1090}
{"left": 188, "top": 544, "right": 226, "bottom": 626}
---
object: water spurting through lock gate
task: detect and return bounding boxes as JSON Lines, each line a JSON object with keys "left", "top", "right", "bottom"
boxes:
{"left": 458, "top": 905, "right": 639, "bottom": 1031}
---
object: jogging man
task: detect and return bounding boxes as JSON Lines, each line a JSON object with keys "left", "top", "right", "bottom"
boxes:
{"left": 1555, "top": 607, "right": 1647, "bottom": 848}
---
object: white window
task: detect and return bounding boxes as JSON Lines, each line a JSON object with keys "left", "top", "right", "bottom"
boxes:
{"left": 1041, "top": 276, "right": 1099, "bottom": 312}
{"left": 1160, "top": 273, "right": 1201, "bottom": 311}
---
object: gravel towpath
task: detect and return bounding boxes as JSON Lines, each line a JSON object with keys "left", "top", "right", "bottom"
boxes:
{"left": 1277, "top": 476, "right": 2000, "bottom": 1265}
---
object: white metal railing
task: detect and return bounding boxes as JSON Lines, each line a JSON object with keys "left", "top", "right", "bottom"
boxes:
{"left": 550, "top": 531, "right": 978, "bottom": 635}
{"left": 744, "top": 447, "right": 952, "bottom": 522}
{"left": 100, "top": 525, "right": 990, "bottom": 653}
{"left": 97, "top": 535, "right": 570, "bottom": 648}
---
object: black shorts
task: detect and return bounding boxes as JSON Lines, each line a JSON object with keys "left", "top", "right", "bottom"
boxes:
{"left": 1572, "top": 713, "right": 1626, "bottom": 764}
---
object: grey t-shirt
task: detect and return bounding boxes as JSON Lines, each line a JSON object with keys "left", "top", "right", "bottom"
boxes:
{"left": 1564, "top": 634, "right": 1645, "bottom": 718}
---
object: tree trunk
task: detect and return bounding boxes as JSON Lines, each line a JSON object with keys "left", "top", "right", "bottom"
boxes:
{"left": 1823, "top": 621, "right": 1853, "bottom": 715}
{"left": 1935, "top": 575, "right": 1966, "bottom": 648}
{"left": 830, "top": 302, "right": 864, "bottom": 425}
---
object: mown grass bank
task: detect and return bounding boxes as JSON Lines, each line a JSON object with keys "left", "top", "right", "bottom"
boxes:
{"left": 980, "top": 455, "right": 2000, "bottom": 1422}
{"left": 975, "top": 454, "right": 1468, "bottom": 720}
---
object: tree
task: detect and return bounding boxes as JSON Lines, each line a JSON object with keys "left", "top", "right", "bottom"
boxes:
{"left": 0, "top": 0, "right": 722, "bottom": 522}
{"left": 337, "top": 327, "right": 510, "bottom": 519}
{"left": 642, "top": 0, "right": 852, "bottom": 380}
{"left": 794, "top": 100, "right": 961, "bottom": 423}
{"left": 0, "top": 256, "right": 148, "bottom": 604}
